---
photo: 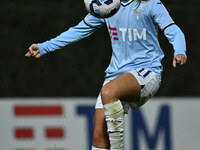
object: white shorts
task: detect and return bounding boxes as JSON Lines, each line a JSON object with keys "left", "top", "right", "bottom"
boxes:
{"left": 95, "top": 68, "right": 161, "bottom": 113}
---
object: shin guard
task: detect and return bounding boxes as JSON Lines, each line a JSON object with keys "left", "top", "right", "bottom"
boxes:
{"left": 104, "top": 100, "right": 124, "bottom": 150}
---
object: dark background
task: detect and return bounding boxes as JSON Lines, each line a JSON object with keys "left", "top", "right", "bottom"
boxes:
{"left": 0, "top": 0, "right": 199, "bottom": 97}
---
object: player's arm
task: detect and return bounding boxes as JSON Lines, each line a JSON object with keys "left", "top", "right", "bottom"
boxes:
{"left": 163, "top": 24, "right": 187, "bottom": 67}
{"left": 25, "top": 14, "right": 105, "bottom": 58}
{"left": 151, "top": 0, "right": 187, "bottom": 67}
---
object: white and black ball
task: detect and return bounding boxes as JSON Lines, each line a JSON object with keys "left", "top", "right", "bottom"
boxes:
{"left": 84, "top": 0, "right": 121, "bottom": 18}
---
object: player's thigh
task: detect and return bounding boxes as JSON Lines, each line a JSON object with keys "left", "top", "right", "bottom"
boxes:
{"left": 93, "top": 108, "right": 110, "bottom": 148}
{"left": 101, "top": 72, "right": 141, "bottom": 103}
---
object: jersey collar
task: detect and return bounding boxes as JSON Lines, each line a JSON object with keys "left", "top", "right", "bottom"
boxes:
{"left": 121, "top": 0, "right": 134, "bottom": 6}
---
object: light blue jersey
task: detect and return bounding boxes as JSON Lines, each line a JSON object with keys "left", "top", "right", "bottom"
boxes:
{"left": 38, "top": 0, "right": 186, "bottom": 80}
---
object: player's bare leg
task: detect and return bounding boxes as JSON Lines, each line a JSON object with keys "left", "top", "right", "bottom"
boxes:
{"left": 101, "top": 72, "right": 141, "bottom": 150}
{"left": 92, "top": 108, "right": 110, "bottom": 150}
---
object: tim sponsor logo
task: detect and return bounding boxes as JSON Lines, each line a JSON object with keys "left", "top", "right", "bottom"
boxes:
{"left": 13, "top": 105, "right": 66, "bottom": 150}
{"left": 109, "top": 27, "right": 147, "bottom": 41}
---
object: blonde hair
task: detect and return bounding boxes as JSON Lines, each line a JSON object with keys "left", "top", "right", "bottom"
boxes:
{"left": 136, "top": 0, "right": 149, "bottom": 7}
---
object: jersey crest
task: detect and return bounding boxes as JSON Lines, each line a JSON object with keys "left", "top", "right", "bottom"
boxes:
{"left": 133, "top": 9, "right": 144, "bottom": 20}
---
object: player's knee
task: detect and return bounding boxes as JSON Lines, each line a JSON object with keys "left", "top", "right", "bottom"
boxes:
{"left": 101, "top": 84, "right": 117, "bottom": 104}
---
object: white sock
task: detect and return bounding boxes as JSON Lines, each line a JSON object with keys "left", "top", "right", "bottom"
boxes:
{"left": 91, "top": 146, "right": 109, "bottom": 150}
{"left": 104, "top": 100, "right": 124, "bottom": 150}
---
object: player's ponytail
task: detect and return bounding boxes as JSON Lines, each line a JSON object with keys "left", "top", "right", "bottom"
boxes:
{"left": 136, "top": 0, "right": 149, "bottom": 8}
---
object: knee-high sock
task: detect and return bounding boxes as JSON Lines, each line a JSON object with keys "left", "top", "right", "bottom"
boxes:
{"left": 91, "top": 146, "right": 109, "bottom": 150}
{"left": 104, "top": 100, "right": 124, "bottom": 150}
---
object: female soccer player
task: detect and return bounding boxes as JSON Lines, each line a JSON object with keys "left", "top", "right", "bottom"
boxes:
{"left": 25, "top": 0, "right": 187, "bottom": 149}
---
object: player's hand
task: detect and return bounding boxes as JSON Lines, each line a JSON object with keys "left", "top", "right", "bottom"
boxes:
{"left": 172, "top": 54, "right": 187, "bottom": 68}
{"left": 25, "top": 44, "right": 41, "bottom": 58}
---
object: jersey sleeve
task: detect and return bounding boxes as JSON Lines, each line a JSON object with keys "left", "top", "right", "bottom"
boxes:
{"left": 150, "top": 0, "right": 174, "bottom": 30}
{"left": 151, "top": 0, "right": 187, "bottom": 57}
{"left": 84, "top": 13, "right": 105, "bottom": 28}
{"left": 164, "top": 24, "right": 187, "bottom": 57}
{"left": 38, "top": 14, "right": 105, "bottom": 56}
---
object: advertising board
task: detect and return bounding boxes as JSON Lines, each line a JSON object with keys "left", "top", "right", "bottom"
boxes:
{"left": 0, "top": 98, "right": 199, "bottom": 150}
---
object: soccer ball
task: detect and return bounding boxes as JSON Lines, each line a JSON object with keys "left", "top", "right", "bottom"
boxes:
{"left": 84, "top": 0, "right": 121, "bottom": 18}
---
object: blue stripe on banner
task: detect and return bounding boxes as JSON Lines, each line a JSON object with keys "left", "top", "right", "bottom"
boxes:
{"left": 138, "top": 68, "right": 144, "bottom": 73}
{"left": 143, "top": 70, "right": 151, "bottom": 77}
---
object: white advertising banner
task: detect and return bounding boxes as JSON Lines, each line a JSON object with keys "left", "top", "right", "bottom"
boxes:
{"left": 0, "top": 98, "right": 200, "bottom": 150}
